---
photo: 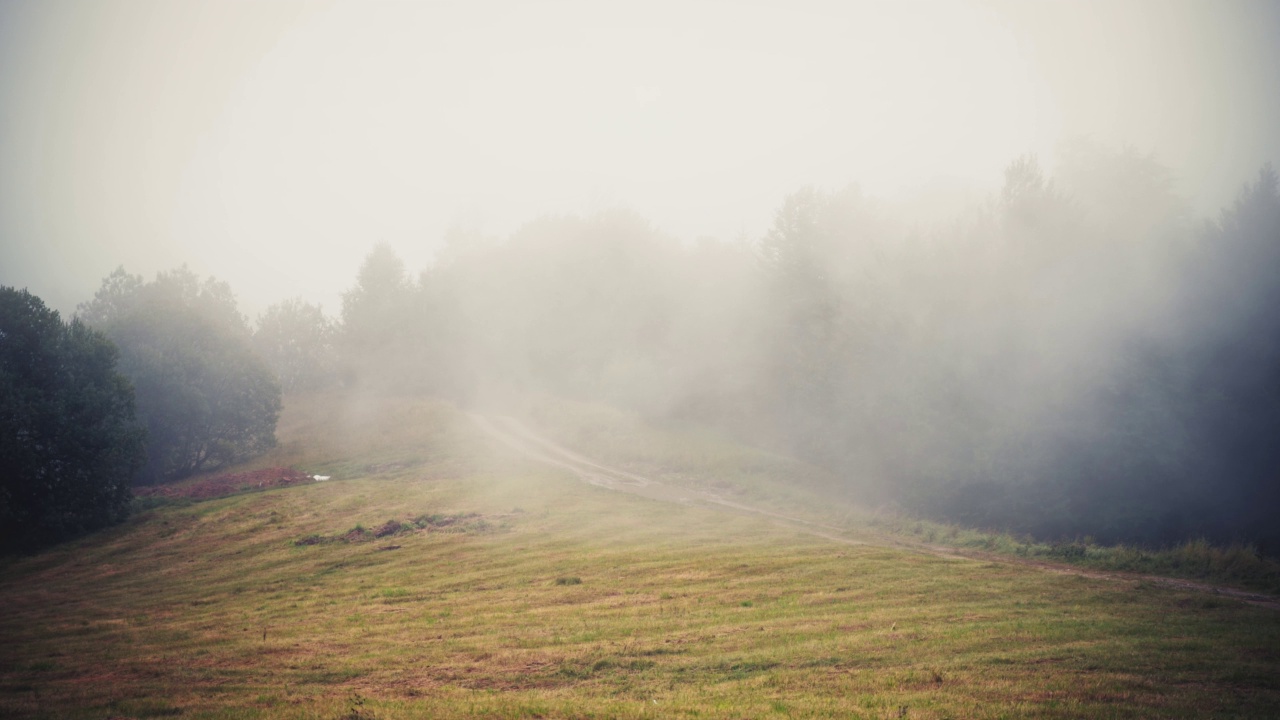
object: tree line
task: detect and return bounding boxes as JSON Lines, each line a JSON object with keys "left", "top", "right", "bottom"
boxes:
{"left": 3, "top": 144, "right": 1278, "bottom": 553}
{"left": 2, "top": 269, "right": 281, "bottom": 551}
{"left": 291, "top": 147, "right": 1280, "bottom": 552}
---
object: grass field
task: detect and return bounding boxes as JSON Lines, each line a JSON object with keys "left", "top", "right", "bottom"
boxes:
{"left": 1, "top": 392, "right": 1278, "bottom": 719}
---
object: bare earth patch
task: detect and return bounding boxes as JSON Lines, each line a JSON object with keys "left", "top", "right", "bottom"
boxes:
{"left": 132, "top": 467, "right": 318, "bottom": 501}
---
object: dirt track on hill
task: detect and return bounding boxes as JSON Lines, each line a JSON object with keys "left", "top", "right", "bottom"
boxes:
{"left": 469, "top": 412, "right": 1280, "bottom": 611}
{"left": 467, "top": 413, "right": 862, "bottom": 543}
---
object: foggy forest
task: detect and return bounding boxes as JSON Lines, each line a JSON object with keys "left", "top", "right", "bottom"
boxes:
{"left": 3, "top": 1, "right": 1280, "bottom": 718}
{"left": 232, "top": 151, "right": 1280, "bottom": 551}
{"left": 14, "top": 143, "right": 1280, "bottom": 553}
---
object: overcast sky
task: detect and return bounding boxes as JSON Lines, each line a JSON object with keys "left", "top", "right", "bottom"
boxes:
{"left": 2, "top": 0, "right": 1278, "bottom": 318}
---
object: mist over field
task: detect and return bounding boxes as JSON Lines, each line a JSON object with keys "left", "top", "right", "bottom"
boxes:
{"left": 330, "top": 154, "right": 1280, "bottom": 551}
{"left": 8, "top": 5, "right": 1280, "bottom": 719}
{"left": 3, "top": 0, "right": 1280, "bottom": 551}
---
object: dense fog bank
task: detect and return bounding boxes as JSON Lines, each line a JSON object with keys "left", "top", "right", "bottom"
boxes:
{"left": 270, "top": 148, "right": 1279, "bottom": 551}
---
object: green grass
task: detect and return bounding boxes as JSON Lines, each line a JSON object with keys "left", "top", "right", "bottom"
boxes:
{"left": 871, "top": 515, "right": 1280, "bottom": 595}
{"left": 520, "top": 393, "right": 1280, "bottom": 595}
{"left": 1, "top": 391, "right": 1277, "bottom": 719}
{"left": 516, "top": 393, "right": 862, "bottom": 525}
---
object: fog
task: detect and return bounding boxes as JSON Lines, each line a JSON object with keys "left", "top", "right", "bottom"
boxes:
{"left": 4, "top": 1, "right": 1280, "bottom": 549}
{"left": 3, "top": 0, "right": 1278, "bottom": 315}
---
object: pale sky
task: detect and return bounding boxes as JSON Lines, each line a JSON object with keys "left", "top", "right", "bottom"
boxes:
{"left": 2, "top": 0, "right": 1277, "bottom": 318}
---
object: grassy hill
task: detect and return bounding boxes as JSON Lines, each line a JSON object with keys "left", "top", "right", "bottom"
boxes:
{"left": 1, "top": 391, "right": 1278, "bottom": 719}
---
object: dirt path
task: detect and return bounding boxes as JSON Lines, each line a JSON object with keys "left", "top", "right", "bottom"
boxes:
{"left": 469, "top": 412, "right": 1280, "bottom": 611}
{"left": 468, "top": 413, "right": 862, "bottom": 543}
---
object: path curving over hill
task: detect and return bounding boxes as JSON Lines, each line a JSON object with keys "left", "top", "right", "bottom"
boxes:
{"left": 469, "top": 412, "right": 1280, "bottom": 611}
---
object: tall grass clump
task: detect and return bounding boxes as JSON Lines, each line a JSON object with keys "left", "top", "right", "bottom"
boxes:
{"left": 872, "top": 514, "right": 1280, "bottom": 594}
{"left": 1090, "top": 539, "right": 1280, "bottom": 593}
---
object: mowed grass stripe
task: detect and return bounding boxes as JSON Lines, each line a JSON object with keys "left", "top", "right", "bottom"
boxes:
{"left": 1, "top": 394, "right": 1277, "bottom": 719}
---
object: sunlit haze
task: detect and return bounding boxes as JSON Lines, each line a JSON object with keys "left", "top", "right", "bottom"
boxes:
{"left": 6, "top": 3, "right": 1280, "bottom": 711}
{"left": 2, "top": 0, "right": 1277, "bottom": 315}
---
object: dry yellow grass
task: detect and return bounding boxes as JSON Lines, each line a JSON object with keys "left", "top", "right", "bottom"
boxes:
{"left": 1, "top": 392, "right": 1277, "bottom": 719}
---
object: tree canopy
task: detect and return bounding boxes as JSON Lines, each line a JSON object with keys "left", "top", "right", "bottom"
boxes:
{"left": 80, "top": 268, "right": 281, "bottom": 484}
{"left": 254, "top": 298, "right": 336, "bottom": 393}
{"left": 0, "top": 287, "right": 144, "bottom": 551}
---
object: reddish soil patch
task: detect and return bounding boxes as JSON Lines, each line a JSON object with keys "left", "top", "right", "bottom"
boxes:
{"left": 134, "top": 467, "right": 317, "bottom": 501}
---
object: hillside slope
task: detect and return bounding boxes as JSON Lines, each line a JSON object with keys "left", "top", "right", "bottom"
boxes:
{"left": 1, "top": 392, "right": 1277, "bottom": 719}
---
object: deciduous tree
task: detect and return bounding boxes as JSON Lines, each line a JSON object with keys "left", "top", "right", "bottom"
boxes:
{"left": 80, "top": 268, "right": 281, "bottom": 484}
{"left": 0, "top": 287, "right": 144, "bottom": 550}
